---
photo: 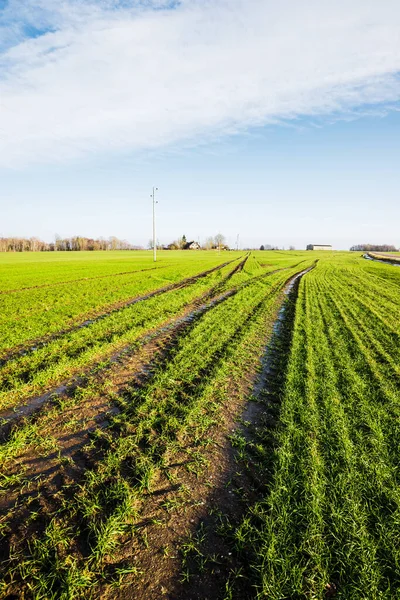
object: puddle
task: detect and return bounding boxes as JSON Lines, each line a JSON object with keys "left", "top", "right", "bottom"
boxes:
{"left": 364, "top": 253, "right": 400, "bottom": 267}
{"left": 242, "top": 265, "right": 315, "bottom": 428}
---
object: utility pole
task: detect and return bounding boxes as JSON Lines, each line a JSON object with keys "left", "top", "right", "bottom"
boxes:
{"left": 236, "top": 234, "right": 240, "bottom": 251}
{"left": 151, "top": 187, "right": 158, "bottom": 262}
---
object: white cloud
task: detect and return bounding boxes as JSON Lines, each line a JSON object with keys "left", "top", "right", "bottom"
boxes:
{"left": 1, "top": 0, "right": 400, "bottom": 167}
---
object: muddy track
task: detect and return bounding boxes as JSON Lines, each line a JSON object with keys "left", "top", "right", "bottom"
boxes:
{"left": 0, "top": 255, "right": 245, "bottom": 406}
{"left": 107, "top": 263, "right": 316, "bottom": 600}
{"left": 251, "top": 264, "right": 316, "bottom": 400}
{"left": 223, "top": 252, "right": 250, "bottom": 278}
{"left": 0, "top": 289, "right": 236, "bottom": 435}
{"left": 168, "top": 263, "right": 317, "bottom": 600}
{"left": 105, "top": 264, "right": 317, "bottom": 600}
{"left": 0, "top": 257, "right": 239, "bottom": 367}
{"left": 0, "top": 264, "right": 173, "bottom": 296}
{"left": 200, "top": 253, "right": 249, "bottom": 299}
{"left": 0, "top": 290, "right": 231, "bottom": 512}
{"left": 6, "top": 261, "right": 309, "bottom": 475}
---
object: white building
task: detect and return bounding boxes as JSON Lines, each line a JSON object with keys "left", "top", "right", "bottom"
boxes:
{"left": 306, "top": 244, "right": 332, "bottom": 251}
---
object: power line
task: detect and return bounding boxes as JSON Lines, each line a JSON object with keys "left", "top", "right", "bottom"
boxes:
{"left": 150, "top": 187, "right": 158, "bottom": 262}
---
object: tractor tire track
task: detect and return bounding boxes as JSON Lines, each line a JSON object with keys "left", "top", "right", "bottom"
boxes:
{"left": 0, "top": 288, "right": 244, "bottom": 516}
{"left": 0, "top": 258, "right": 246, "bottom": 402}
{"left": 365, "top": 253, "right": 400, "bottom": 266}
{"left": 0, "top": 259, "right": 298, "bottom": 457}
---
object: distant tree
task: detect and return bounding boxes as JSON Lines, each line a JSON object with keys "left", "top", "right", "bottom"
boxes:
{"left": 98, "top": 237, "right": 107, "bottom": 251}
{"left": 108, "top": 236, "right": 118, "bottom": 251}
{"left": 215, "top": 233, "right": 226, "bottom": 251}
{"left": 178, "top": 235, "right": 186, "bottom": 249}
{"left": 289, "top": 245, "right": 295, "bottom": 250}
{"left": 260, "top": 245, "right": 265, "bottom": 251}
{"left": 204, "top": 236, "right": 215, "bottom": 250}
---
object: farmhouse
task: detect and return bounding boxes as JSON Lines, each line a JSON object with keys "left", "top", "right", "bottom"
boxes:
{"left": 183, "top": 241, "right": 201, "bottom": 250}
{"left": 306, "top": 244, "right": 332, "bottom": 251}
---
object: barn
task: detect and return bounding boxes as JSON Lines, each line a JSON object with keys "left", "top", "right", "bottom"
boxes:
{"left": 306, "top": 244, "right": 332, "bottom": 251}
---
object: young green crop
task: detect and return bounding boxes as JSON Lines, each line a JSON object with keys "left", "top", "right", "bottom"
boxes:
{"left": 231, "top": 253, "right": 400, "bottom": 599}
{"left": 10, "top": 251, "right": 396, "bottom": 599}
{"left": 0, "top": 254, "right": 308, "bottom": 413}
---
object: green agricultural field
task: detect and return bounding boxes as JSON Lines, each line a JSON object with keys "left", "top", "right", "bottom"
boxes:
{"left": 0, "top": 249, "right": 399, "bottom": 600}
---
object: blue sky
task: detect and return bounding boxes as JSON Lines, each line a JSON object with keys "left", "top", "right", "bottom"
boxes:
{"left": 1, "top": 0, "right": 400, "bottom": 249}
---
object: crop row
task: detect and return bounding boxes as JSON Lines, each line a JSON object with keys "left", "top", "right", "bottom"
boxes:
{"left": 229, "top": 255, "right": 400, "bottom": 599}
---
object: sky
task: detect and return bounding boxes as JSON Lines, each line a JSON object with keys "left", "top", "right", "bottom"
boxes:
{"left": 1, "top": 0, "right": 400, "bottom": 250}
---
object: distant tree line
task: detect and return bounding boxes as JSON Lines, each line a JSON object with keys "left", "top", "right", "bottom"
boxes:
{"left": 151, "top": 233, "right": 228, "bottom": 251}
{"left": 0, "top": 233, "right": 231, "bottom": 252}
{"left": 350, "top": 244, "right": 398, "bottom": 252}
{"left": 0, "top": 236, "right": 138, "bottom": 252}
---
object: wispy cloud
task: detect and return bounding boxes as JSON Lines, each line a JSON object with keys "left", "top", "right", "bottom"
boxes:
{"left": 1, "top": 0, "right": 400, "bottom": 167}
